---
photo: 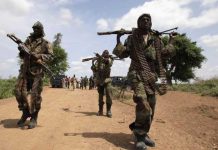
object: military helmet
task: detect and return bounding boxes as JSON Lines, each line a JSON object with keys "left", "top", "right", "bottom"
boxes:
{"left": 32, "top": 21, "right": 44, "bottom": 29}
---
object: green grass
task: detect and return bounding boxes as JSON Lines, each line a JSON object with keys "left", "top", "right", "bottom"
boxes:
{"left": 0, "top": 77, "right": 51, "bottom": 99}
{"left": 169, "top": 78, "right": 218, "bottom": 97}
{"left": 0, "top": 77, "right": 17, "bottom": 99}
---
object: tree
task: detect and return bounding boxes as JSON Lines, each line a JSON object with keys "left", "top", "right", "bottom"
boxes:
{"left": 162, "top": 34, "right": 206, "bottom": 85}
{"left": 47, "top": 33, "right": 69, "bottom": 76}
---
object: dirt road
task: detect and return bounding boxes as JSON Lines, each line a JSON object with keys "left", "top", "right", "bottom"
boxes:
{"left": 0, "top": 87, "right": 217, "bottom": 150}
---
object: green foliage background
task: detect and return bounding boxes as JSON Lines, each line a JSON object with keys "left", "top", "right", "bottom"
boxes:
{"left": 48, "top": 46, "right": 69, "bottom": 75}
{"left": 162, "top": 34, "right": 206, "bottom": 84}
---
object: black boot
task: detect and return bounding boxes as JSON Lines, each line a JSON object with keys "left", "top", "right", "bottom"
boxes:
{"left": 17, "top": 109, "right": 30, "bottom": 127}
{"left": 28, "top": 111, "right": 38, "bottom": 129}
{"left": 97, "top": 104, "right": 103, "bottom": 116}
{"left": 106, "top": 104, "right": 112, "bottom": 118}
{"left": 144, "top": 134, "right": 155, "bottom": 147}
{"left": 134, "top": 133, "right": 147, "bottom": 150}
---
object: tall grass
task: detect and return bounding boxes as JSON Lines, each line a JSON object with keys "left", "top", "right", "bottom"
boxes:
{"left": 0, "top": 77, "right": 17, "bottom": 99}
{"left": 0, "top": 77, "right": 51, "bottom": 99}
{"left": 170, "top": 78, "right": 218, "bottom": 97}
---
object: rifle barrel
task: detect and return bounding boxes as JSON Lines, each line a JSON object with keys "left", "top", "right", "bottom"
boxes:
{"left": 160, "top": 27, "right": 178, "bottom": 34}
{"left": 97, "top": 30, "right": 132, "bottom": 35}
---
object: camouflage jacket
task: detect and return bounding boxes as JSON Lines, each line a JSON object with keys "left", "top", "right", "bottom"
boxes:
{"left": 91, "top": 57, "right": 113, "bottom": 86}
{"left": 113, "top": 28, "right": 174, "bottom": 94}
{"left": 20, "top": 36, "right": 53, "bottom": 77}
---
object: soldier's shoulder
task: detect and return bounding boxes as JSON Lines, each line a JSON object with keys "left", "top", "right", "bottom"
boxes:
{"left": 42, "top": 38, "right": 51, "bottom": 44}
{"left": 25, "top": 36, "right": 32, "bottom": 42}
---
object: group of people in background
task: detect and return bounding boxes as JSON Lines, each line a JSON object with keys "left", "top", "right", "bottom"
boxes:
{"left": 62, "top": 75, "right": 96, "bottom": 90}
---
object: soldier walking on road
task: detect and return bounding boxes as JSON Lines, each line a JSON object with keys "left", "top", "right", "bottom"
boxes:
{"left": 83, "top": 76, "right": 88, "bottom": 90}
{"left": 80, "top": 77, "right": 84, "bottom": 90}
{"left": 14, "top": 21, "right": 53, "bottom": 129}
{"left": 70, "top": 75, "right": 76, "bottom": 90}
{"left": 113, "top": 14, "right": 176, "bottom": 149}
{"left": 91, "top": 50, "right": 113, "bottom": 118}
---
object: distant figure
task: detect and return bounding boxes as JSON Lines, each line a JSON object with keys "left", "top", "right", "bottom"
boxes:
{"left": 14, "top": 21, "right": 53, "bottom": 129}
{"left": 80, "top": 77, "right": 84, "bottom": 90}
{"left": 89, "top": 76, "right": 95, "bottom": 90}
{"left": 67, "top": 76, "right": 70, "bottom": 89}
{"left": 70, "top": 75, "right": 76, "bottom": 90}
{"left": 83, "top": 76, "right": 88, "bottom": 89}
{"left": 76, "top": 78, "right": 80, "bottom": 88}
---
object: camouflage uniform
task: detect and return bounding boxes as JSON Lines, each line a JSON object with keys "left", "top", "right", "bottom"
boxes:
{"left": 91, "top": 50, "right": 113, "bottom": 117}
{"left": 113, "top": 14, "right": 175, "bottom": 148}
{"left": 15, "top": 21, "right": 53, "bottom": 129}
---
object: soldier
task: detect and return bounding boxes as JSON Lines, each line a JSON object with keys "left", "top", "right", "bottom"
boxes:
{"left": 83, "top": 76, "right": 88, "bottom": 89}
{"left": 14, "top": 21, "right": 53, "bottom": 129}
{"left": 89, "top": 76, "right": 94, "bottom": 90}
{"left": 70, "top": 74, "right": 76, "bottom": 90}
{"left": 113, "top": 14, "right": 175, "bottom": 149}
{"left": 80, "top": 77, "right": 84, "bottom": 89}
{"left": 91, "top": 50, "right": 113, "bottom": 118}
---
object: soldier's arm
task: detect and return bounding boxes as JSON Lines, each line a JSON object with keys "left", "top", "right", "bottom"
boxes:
{"left": 18, "top": 37, "right": 30, "bottom": 59}
{"left": 161, "top": 35, "right": 176, "bottom": 59}
{"left": 41, "top": 41, "right": 53, "bottom": 62}
{"left": 113, "top": 35, "right": 131, "bottom": 59}
{"left": 107, "top": 57, "right": 113, "bottom": 67}
{"left": 91, "top": 60, "right": 98, "bottom": 72}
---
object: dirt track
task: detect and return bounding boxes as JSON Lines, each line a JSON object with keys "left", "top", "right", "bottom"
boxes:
{"left": 0, "top": 87, "right": 218, "bottom": 150}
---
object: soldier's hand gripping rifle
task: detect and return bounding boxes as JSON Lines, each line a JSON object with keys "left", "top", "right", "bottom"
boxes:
{"left": 7, "top": 34, "right": 55, "bottom": 78}
{"left": 82, "top": 53, "right": 123, "bottom": 62}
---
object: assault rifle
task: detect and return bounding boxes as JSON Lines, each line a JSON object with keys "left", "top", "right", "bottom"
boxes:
{"left": 97, "top": 27, "right": 179, "bottom": 36}
{"left": 82, "top": 53, "right": 123, "bottom": 62}
{"left": 7, "top": 34, "right": 54, "bottom": 78}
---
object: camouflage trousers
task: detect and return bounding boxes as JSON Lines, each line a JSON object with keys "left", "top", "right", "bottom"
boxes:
{"left": 97, "top": 82, "right": 112, "bottom": 107}
{"left": 128, "top": 72, "right": 156, "bottom": 135}
{"left": 14, "top": 73, "right": 43, "bottom": 114}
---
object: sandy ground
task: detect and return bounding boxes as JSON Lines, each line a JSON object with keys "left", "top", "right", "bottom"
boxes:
{"left": 0, "top": 87, "right": 217, "bottom": 150}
